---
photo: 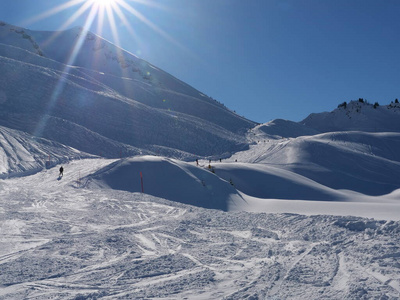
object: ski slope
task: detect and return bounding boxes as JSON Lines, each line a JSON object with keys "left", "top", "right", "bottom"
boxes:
{"left": 233, "top": 130, "right": 400, "bottom": 196}
{"left": 0, "top": 158, "right": 399, "bottom": 299}
{"left": 0, "top": 20, "right": 400, "bottom": 299}
{"left": 0, "top": 125, "right": 92, "bottom": 178}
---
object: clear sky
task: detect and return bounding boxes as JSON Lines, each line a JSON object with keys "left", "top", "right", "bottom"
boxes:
{"left": 0, "top": 0, "right": 399, "bottom": 123}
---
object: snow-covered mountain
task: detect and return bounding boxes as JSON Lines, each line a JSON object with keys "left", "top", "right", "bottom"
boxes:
{"left": 0, "top": 21, "right": 255, "bottom": 158}
{"left": 250, "top": 118, "right": 320, "bottom": 140}
{"left": 302, "top": 99, "right": 400, "bottom": 133}
{"left": 1, "top": 21, "right": 400, "bottom": 300}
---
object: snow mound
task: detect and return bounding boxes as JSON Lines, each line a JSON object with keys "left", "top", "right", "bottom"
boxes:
{"left": 86, "top": 156, "right": 243, "bottom": 210}
{"left": 231, "top": 131, "right": 400, "bottom": 196}
{"left": 212, "top": 162, "right": 347, "bottom": 201}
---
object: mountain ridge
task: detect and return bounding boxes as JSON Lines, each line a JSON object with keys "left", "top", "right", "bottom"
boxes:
{"left": 1, "top": 21, "right": 400, "bottom": 200}
{"left": 301, "top": 100, "right": 400, "bottom": 133}
{"left": 0, "top": 21, "right": 255, "bottom": 158}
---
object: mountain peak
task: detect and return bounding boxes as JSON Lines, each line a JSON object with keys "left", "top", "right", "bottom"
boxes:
{"left": 301, "top": 100, "right": 400, "bottom": 133}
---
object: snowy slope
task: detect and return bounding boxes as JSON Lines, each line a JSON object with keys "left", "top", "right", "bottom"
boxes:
{"left": 86, "top": 156, "right": 243, "bottom": 211}
{"left": 29, "top": 26, "right": 254, "bottom": 133}
{"left": 0, "top": 159, "right": 399, "bottom": 299}
{"left": 250, "top": 119, "right": 320, "bottom": 140}
{"left": 0, "top": 21, "right": 255, "bottom": 158}
{"left": 0, "top": 21, "right": 43, "bottom": 57}
{"left": 0, "top": 125, "right": 91, "bottom": 178}
{"left": 230, "top": 131, "right": 400, "bottom": 196}
{"left": 302, "top": 100, "right": 400, "bottom": 133}
{"left": 211, "top": 162, "right": 348, "bottom": 201}
{"left": 1, "top": 19, "right": 400, "bottom": 299}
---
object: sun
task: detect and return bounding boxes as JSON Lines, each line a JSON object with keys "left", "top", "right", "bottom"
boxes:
{"left": 89, "top": 0, "right": 116, "bottom": 8}
{"left": 25, "top": 0, "right": 186, "bottom": 70}
{"left": 27, "top": 0, "right": 182, "bottom": 54}
{"left": 26, "top": 0, "right": 186, "bottom": 138}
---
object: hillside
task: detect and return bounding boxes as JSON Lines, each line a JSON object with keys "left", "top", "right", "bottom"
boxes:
{"left": 0, "top": 22, "right": 255, "bottom": 158}
{"left": 302, "top": 100, "right": 400, "bottom": 133}
{"left": 230, "top": 130, "right": 400, "bottom": 196}
{"left": 251, "top": 119, "right": 320, "bottom": 140}
{"left": 0, "top": 125, "right": 91, "bottom": 178}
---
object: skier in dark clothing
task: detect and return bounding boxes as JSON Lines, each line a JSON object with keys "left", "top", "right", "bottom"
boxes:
{"left": 59, "top": 166, "right": 64, "bottom": 177}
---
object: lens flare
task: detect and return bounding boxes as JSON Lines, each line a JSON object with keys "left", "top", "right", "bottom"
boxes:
{"left": 25, "top": 0, "right": 191, "bottom": 137}
{"left": 90, "top": 0, "right": 115, "bottom": 7}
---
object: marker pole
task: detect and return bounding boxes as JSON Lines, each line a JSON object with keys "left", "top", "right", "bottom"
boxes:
{"left": 140, "top": 172, "right": 144, "bottom": 193}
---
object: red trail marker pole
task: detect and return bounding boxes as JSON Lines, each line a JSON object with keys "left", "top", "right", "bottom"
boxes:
{"left": 140, "top": 172, "right": 144, "bottom": 193}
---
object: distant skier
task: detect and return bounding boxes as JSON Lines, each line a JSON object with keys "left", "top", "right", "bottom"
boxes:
{"left": 59, "top": 166, "right": 64, "bottom": 177}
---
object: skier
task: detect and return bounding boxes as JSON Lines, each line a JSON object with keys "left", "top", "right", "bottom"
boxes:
{"left": 59, "top": 166, "right": 64, "bottom": 177}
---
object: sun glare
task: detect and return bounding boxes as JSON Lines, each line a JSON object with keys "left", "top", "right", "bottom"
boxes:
{"left": 89, "top": 0, "right": 115, "bottom": 7}
{"left": 27, "top": 0, "right": 173, "bottom": 46}
{"left": 26, "top": 0, "right": 190, "bottom": 138}
{"left": 25, "top": 0, "right": 186, "bottom": 63}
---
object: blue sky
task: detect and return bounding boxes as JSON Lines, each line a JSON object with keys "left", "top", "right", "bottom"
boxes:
{"left": 0, "top": 0, "right": 399, "bottom": 123}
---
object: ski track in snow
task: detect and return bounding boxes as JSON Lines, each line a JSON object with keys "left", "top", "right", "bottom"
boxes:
{"left": 0, "top": 159, "right": 399, "bottom": 299}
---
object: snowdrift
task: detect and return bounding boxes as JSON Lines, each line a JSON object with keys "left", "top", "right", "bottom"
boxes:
{"left": 86, "top": 156, "right": 243, "bottom": 211}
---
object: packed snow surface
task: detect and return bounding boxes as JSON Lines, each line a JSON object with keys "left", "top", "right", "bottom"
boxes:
{"left": 0, "top": 158, "right": 400, "bottom": 299}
